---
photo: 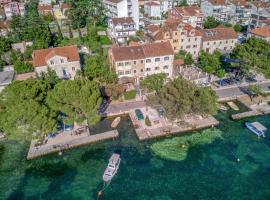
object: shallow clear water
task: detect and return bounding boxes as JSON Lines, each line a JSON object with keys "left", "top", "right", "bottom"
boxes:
{"left": 0, "top": 112, "right": 270, "bottom": 200}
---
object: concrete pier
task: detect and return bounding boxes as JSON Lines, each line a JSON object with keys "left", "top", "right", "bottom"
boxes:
{"left": 27, "top": 130, "right": 119, "bottom": 160}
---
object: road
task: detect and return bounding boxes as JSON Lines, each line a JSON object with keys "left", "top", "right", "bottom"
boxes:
{"left": 215, "top": 81, "right": 270, "bottom": 100}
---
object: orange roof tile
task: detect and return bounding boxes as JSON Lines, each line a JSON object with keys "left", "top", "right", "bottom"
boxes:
{"left": 202, "top": 27, "right": 237, "bottom": 41}
{"left": 32, "top": 46, "right": 80, "bottom": 67}
{"left": 249, "top": 26, "right": 270, "bottom": 38}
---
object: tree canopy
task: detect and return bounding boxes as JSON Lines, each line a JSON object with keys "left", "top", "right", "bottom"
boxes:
{"left": 68, "top": 0, "right": 107, "bottom": 29}
{"left": 83, "top": 55, "right": 117, "bottom": 84}
{"left": 0, "top": 80, "right": 57, "bottom": 139}
{"left": 47, "top": 80, "right": 102, "bottom": 125}
{"left": 0, "top": 36, "right": 11, "bottom": 54}
{"left": 232, "top": 37, "right": 270, "bottom": 78}
{"left": 198, "top": 50, "right": 225, "bottom": 78}
{"left": 175, "top": 50, "right": 194, "bottom": 65}
{"left": 140, "top": 73, "right": 166, "bottom": 93}
{"left": 147, "top": 77, "right": 217, "bottom": 120}
{"left": 203, "top": 17, "right": 221, "bottom": 29}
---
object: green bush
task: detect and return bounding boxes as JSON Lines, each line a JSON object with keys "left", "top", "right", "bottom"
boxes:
{"left": 145, "top": 116, "right": 152, "bottom": 126}
{"left": 99, "top": 36, "right": 111, "bottom": 45}
{"left": 124, "top": 90, "right": 136, "bottom": 100}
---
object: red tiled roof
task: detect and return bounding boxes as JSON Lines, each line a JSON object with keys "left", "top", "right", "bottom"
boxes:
{"left": 174, "top": 6, "right": 203, "bottom": 17}
{"left": 249, "top": 26, "right": 270, "bottom": 38}
{"left": 145, "top": 1, "right": 160, "bottom": 6}
{"left": 202, "top": 26, "right": 237, "bottom": 41}
{"left": 143, "top": 41, "right": 174, "bottom": 57}
{"left": 111, "top": 17, "right": 135, "bottom": 26}
{"left": 111, "top": 41, "right": 174, "bottom": 62}
{"left": 208, "top": 0, "right": 226, "bottom": 5}
{"left": 173, "top": 59, "right": 184, "bottom": 65}
{"left": 38, "top": 4, "right": 52, "bottom": 11}
{"left": 32, "top": 46, "right": 80, "bottom": 67}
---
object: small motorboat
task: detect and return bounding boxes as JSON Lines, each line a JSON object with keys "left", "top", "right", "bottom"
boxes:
{"left": 245, "top": 122, "right": 267, "bottom": 138}
{"left": 103, "top": 153, "right": 121, "bottom": 182}
{"left": 217, "top": 103, "right": 228, "bottom": 111}
{"left": 111, "top": 117, "right": 121, "bottom": 128}
{"left": 227, "top": 101, "right": 239, "bottom": 111}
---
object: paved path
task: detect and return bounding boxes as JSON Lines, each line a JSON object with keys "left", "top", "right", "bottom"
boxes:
{"left": 104, "top": 101, "right": 146, "bottom": 116}
{"left": 215, "top": 81, "right": 270, "bottom": 101}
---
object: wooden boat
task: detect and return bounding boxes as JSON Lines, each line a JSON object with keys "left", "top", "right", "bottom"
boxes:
{"left": 111, "top": 117, "right": 121, "bottom": 128}
{"left": 245, "top": 122, "right": 266, "bottom": 138}
{"left": 217, "top": 103, "right": 228, "bottom": 111}
{"left": 103, "top": 153, "right": 121, "bottom": 182}
{"left": 227, "top": 101, "right": 239, "bottom": 111}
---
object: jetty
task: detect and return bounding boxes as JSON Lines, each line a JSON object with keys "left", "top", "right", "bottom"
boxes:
{"left": 129, "top": 107, "right": 219, "bottom": 141}
{"left": 231, "top": 96, "right": 270, "bottom": 120}
{"left": 27, "top": 130, "right": 119, "bottom": 160}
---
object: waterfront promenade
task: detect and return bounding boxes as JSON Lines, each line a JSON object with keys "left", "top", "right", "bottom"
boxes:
{"left": 27, "top": 130, "right": 119, "bottom": 160}
{"left": 129, "top": 108, "right": 219, "bottom": 141}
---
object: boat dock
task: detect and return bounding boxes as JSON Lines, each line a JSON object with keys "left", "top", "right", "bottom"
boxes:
{"left": 129, "top": 108, "right": 219, "bottom": 141}
{"left": 135, "top": 116, "right": 219, "bottom": 141}
{"left": 231, "top": 96, "right": 270, "bottom": 120}
{"left": 27, "top": 130, "right": 119, "bottom": 160}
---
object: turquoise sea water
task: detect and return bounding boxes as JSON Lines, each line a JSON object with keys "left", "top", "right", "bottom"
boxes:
{"left": 0, "top": 111, "right": 270, "bottom": 200}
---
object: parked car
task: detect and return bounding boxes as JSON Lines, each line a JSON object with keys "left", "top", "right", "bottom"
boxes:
{"left": 98, "top": 99, "right": 109, "bottom": 114}
{"left": 135, "top": 109, "right": 144, "bottom": 120}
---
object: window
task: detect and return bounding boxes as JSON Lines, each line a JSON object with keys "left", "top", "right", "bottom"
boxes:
{"left": 60, "top": 59, "right": 64, "bottom": 63}
{"left": 164, "top": 56, "right": 169, "bottom": 61}
{"left": 214, "top": 42, "right": 216, "bottom": 45}
{"left": 134, "top": 70, "right": 136, "bottom": 73}
{"left": 140, "top": 77, "right": 143, "bottom": 80}
{"left": 163, "top": 65, "right": 168, "bottom": 69}
{"left": 146, "top": 59, "right": 151, "bottom": 63}
{"left": 125, "top": 70, "right": 131, "bottom": 75}
{"left": 193, "top": 45, "right": 197, "bottom": 48}
{"left": 125, "top": 62, "right": 130, "bottom": 66}
{"left": 118, "top": 71, "right": 124, "bottom": 75}
{"left": 155, "top": 58, "right": 160, "bottom": 62}
{"left": 141, "top": 69, "right": 143, "bottom": 72}
{"left": 118, "top": 62, "right": 124, "bottom": 66}
{"left": 226, "top": 40, "right": 228, "bottom": 44}
{"left": 195, "top": 38, "right": 197, "bottom": 41}
{"left": 50, "top": 60, "right": 54, "bottom": 65}
{"left": 141, "top": 60, "right": 144, "bottom": 64}
{"left": 207, "top": 42, "right": 209, "bottom": 45}
{"left": 155, "top": 67, "right": 159, "bottom": 70}
{"left": 175, "top": 32, "right": 177, "bottom": 36}
{"left": 181, "top": 39, "right": 184, "bottom": 42}
{"left": 165, "top": 73, "right": 169, "bottom": 77}
{"left": 133, "top": 61, "right": 137, "bottom": 65}
{"left": 72, "top": 67, "right": 75, "bottom": 71}
{"left": 188, "top": 38, "right": 191, "bottom": 42}
{"left": 186, "top": 45, "right": 190, "bottom": 49}
{"left": 146, "top": 68, "right": 151, "bottom": 71}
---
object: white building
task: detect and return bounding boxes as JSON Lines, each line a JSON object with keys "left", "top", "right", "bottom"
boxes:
{"left": 109, "top": 41, "right": 174, "bottom": 83}
{"left": 103, "top": 0, "right": 139, "bottom": 29}
{"left": 145, "top": 1, "right": 161, "bottom": 17}
{"left": 4, "top": 2, "right": 25, "bottom": 20}
{"left": 108, "top": 17, "right": 136, "bottom": 43}
{"left": 201, "top": 0, "right": 230, "bottom": 22}
{"left": 32, "top": 46, "right": 81, "bottom": 80}
{"left": 201, "top": 26, "right": 238, "bottom": 53}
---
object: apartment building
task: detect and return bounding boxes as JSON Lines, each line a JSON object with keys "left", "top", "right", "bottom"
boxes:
{"left": 103, "top": 0, "right": 139, "bottom": 29}
{"left": 32, "top": 46, "right": 81, "bottom": 80}
{"left": 201, "top": 0, "right": 252, "bottom": 25}
{"left": 144, "top": 0, "right": 173, "bottom": 17}
{"left": 108, "top": 41, "right": 174, "bottom": 83}
{"left": 248, "top": 26, "right": 270, "bottom": 42}
{"left": 200, "top": 26, "right": 237, "bottom": 53}
{"left": 168, "top": 5, "right": 204, "bottom": 28}
{"left": 249, "top": 1, "right": 270, "bottom": 29}
{"left": 108, "top": 17, "right": 136, "bottom": 43}
{"left": 146, "top": 19, "right": 202, "bottom": 57}
{"left": 4, "top": 2, "right": 25, "bottom": 20}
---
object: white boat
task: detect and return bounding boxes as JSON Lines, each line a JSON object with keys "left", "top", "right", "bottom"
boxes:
{"left": 245, "top": 122, "right": 267, "bottom": 137}
{"left": 103, "top": 153, "right": 121, "bottom": 182}
{"left": 111, "top": 117, "right": 121, "bottom": 128}
{"left": 217, "top": 103, "right": 228, "bottom": 111}
{"left": 227, "top": 101, "right": 239, "bottom": 111}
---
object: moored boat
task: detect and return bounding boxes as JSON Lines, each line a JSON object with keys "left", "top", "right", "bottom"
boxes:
{"left": 245, "top": 122, "right": 267, "bottom": 138}
{"left": 103, "top": 153, "right": 121, "bottom": 182}
{"left": 217, "top": 103, "right": 228, "bottom": 111}
{"left": 227, "top": 101, "right": 239, "bottom": 111}
{"left": 111, "top": 117, "right": 121, "bottom": 128}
